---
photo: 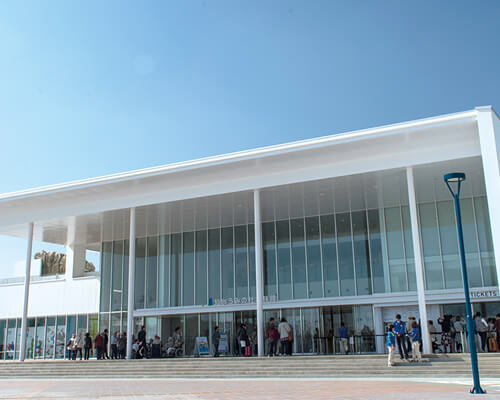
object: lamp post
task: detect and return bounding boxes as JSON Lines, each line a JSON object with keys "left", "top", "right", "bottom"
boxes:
{"left": 444, "top": 172, "right": 485, "bottom": 394}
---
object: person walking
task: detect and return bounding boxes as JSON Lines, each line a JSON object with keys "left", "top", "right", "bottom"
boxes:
{"left": 103, "top": 329, "right": 110, "bottom": 359}
{"left": 110, "top": 332, "right": 118, "bottom": 359}
{"left": 394, "top": 314, "right": 408, "bottom": 360}
{"left": 407, "top": 321, "right": 422, "bottom": 362}
{"left": 266, "top": 318, "right": 280, "bottom": 357}
{"left": 386, "top": 324, "right": 396, "bottom": 367}
{"left": 475, "top": 312, "right": 489, "bottom": 352}
{"left": 339, "top": 323, "right": 349, "bottom": 355}
{"left": 278, "top": 318, "right": 292, "bottom": 356}
{"left": 212, "top": 326, "right": 220, "bottom": 357}
{"left": 84, "top": 332, "right": 92, "bottom": 360}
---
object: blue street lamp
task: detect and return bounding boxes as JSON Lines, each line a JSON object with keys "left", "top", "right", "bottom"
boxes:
{"left": 444, "top": 172, "right": 485, "bottom": 394}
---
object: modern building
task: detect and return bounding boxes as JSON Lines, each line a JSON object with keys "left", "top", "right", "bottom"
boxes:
{"left": 0, "top": 106, "right": 499, "bottom": 360}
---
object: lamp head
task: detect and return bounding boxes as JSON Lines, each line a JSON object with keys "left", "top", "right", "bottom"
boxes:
{"left": 444, "top": 172, "right": 466, "bottom": 197}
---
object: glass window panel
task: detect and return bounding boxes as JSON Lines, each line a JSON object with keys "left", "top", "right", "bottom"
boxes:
{"left": 474, "top": 197, "right": 497, "bottom": 286}
{"left": 134, "top": 238, "right": 146, "bottom": 309}
{"left": 235, "top": 225, "right": 248, "bottom": 298}
{"left": 248, "top": 225, "right": 256, "bottom": 298}
{"left": 306, "top": 217, "right": 323, "bottom": 299}
{"left": 351, "top": 211, "right": 372, "bottom": 295}
{"left": 262, "top": 222, "right": 277, "bottom": 297}
{"left": 336, "top": 213, "right": 355, "bottom": 296}
{"left": 170, "top": 233, "right": 182, "bottom": 307}
{"left": 184, "top": 314, "right": 198, "bottom": 356}
{"left": 401, "top": 206, "right": 416, "bottom": 291}
{"left": 183, "top": 232, "right": 195, "bottom": 306}
{"left": 437, "top": 201, "right": 462, "bottom": 289}
{"left": 44, "top": 317, "right": 55, "bottom": 359}
{"left": 195, "top": 230, "right": 208, "bottom": 305}
{"left": 367, "top": 210, "right": 386, "bottom": 293}
{"left": 320, "top": 215, "right": 339, "bottom": 297}
{"left": 301, "top": 308, "right": 320, "bottom": 353}
{"left": 419, "top": 203, "right": 444, "bottom": 290}
{"left": 34, "top": 317, "right": 45, "bottom": 358}
{"left": 385, "top": 207, "right": 408, "bottom": 292}
{"left": 111, "top": 241, "right": 123, "bottom": 311}
{"left": 208, "top": 229, "right": 221, "bottom": 303}
{"left": 291, "top": 218, "right": 307, "bottom": 299}
{"left": 146, "top": 236, "right": 158, "bottom": 308}
{"left": 460, "top": 198, "right": 482, "bottom": 287}
{"left": 158, "top": 235, "right": 170, "bottom": 308}
{"left": 276, "top": 220, "right": 292, "bottom": 300}
{"left": 100, "top": 242, "right": 112, "bottom": 312}
{"left": 5, "top": 320, "right": 16, "bottom": 360}
{"left": 122, "top": 240, "right": 129, "bottom": 311}
{"left": 221, "top": 227, "right": 234, "bottom": 299}
{"left": 0, "top": 320, "right": 5, "bottom": 360}
{"left": 55, "top": 316, "right": 66, "bottom": 359}
{"left": 89, "top": 314, "right": 99, "bottom": 340}
{"left": 26, "top": 318, "right": 35, "bottom": 359}
{"left": 15, "top": 319, "right": 21, "bottom": 359}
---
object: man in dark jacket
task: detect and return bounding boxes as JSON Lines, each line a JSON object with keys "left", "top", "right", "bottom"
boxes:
{"left": 137, "top": 326, "right": 146, "bottom": 358}
{"left": 212, "top": 326, "right": 220, "bottom": 357}
{"left": 84, "top": 332, "right": 92, "bottom": 360}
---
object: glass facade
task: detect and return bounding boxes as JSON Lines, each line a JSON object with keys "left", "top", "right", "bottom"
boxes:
{"left": 0, "top": 314, "right": 97, "bottom": 360}
{"left": 99, "top": 196, "right": 497, "bottom": 315}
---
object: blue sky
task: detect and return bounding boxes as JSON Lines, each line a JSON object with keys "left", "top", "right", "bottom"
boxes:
{"left": 0, "top": 1, "right": 499, "bottom": 277}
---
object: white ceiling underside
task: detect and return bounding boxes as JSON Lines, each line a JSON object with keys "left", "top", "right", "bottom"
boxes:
{"left": 0, "top": 156, "right": 486, "bottom": 248}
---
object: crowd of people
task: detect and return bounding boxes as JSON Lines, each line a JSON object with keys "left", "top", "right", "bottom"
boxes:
{"left": 386, "top": 312, "right": 500, "bottom": 367}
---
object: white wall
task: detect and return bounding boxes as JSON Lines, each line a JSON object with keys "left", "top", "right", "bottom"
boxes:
{"left": 0, "top": 276, "right": 99, "bottom": 319}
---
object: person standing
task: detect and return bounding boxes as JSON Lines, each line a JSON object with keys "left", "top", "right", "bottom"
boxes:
{"left": 67, "top": 334, "right": 76, "bottom": 360}
{"left": 278, "top": 318, "right": 292, "bottom": 356}
{"left": 212, "top": 326, "right": 220, "bottom": 357}
{"left": 475, "top": 312, "right": 488, "bottom": 352}
{"left": 84, "top": 332, "right": 92, "bottom": 360}
{"left": 266, "top": 318, "right": 279, "bottom": 357}
{"left": 407, "top": 321, "right": 422, "bottom": 362}
{"left": 495, "top": 314, "right": 500, "bottom": 352}
{"left": 394, "top": 314, "right": 408, "bottom": 360}
{"left": 339, "top": 323, "right": 349, "bottom": 355}
{"left": 74, "top": 332, "right": 83, "bottom": 360}
{"left": 237, "top": 324, "right": 248, "bottom": 356}
{"left": 94, "top": 332, "right": 104, "bottom": 360}
{"left": 453, "top": 316, "right": 465, "bottom": 352}
{"left": 117, "top": 333, "right": 126, "bottom": 359}
{"left": 110, "top": 332, "right": 118, "bottom": 359}
{"left": 437, "top": 315, "right": 453, "bottom": 353}
{"left": 103, "top": 329, "right": 110, "bottom": 359}
{"left": 386, "top": 324, "right": 396, "bottom": 367}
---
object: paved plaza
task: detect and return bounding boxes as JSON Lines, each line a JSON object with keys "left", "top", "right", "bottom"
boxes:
{"left": 1, "top": 378, "right": 500, "bottom": 400}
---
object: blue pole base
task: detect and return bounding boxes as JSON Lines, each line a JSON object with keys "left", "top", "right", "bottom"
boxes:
{"left": 470, "top": 387, "right": 486, "bottom": 394}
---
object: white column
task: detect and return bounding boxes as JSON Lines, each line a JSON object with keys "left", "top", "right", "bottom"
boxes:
{"left": 126, "top": 207, "right": 136, "bottom": 360}
{"left": 19, "top": 222, "right": 34, "bottom": 361}
{"left": 406, "top": 167, "right": 431, "bottom": 354}
{"left": 476, "top": 106, "right": 500, "bottom": 289}
{"left": 373, "top": 306, "right": 385, "bottom": 354}
{"left": 254, "top": 189, "right": 264, "bottom": 357}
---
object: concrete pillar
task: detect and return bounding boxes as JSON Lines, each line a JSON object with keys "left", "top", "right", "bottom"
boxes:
{"left": 406, "top": 167, "right": 431, "bottom": 354}
{"left": 65, "top": 245, "right": 86, "bottom": 278}
{"left": 373, "top": 306, "right": 385, "bottom": 354}
{"left": 126, "top": 207, "right": 136, "bottom": 360}
{"left": 476, "top": 106, "right": 500, "bottom": 290}
{"left": 19, "top": 222, "right": 34, "bottom": 361}
{"left": 254, "top": 189, "right": 264, "bottom": 357}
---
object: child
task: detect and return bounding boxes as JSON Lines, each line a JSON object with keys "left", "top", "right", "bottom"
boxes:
{"left": 386, "top": 324, "right": 396, "bottom": 367}
{"left": 407, "top": 321, "right": 422, "bottom": 362}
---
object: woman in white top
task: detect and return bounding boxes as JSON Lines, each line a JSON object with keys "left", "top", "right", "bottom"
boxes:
{"left": 278, "top": 318, "right": 292, "bottom": 356}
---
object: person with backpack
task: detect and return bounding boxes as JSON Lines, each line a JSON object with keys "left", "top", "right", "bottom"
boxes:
{"left": 278, "top": 318, "right": 292, "bottom": 356}
{"left": 407, "top": 321, "right": 422, "bottom": 362}
{"left": 266, "top": 318, "right": 280, "bottom": 357}
{"left": 84, "top": 332, "right": 92, "bottom": 360}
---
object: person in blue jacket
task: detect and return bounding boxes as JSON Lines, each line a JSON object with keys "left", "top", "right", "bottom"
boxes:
{"left": 394, "top": 314, "right": 409, "bottom": 360}
{"left": 407, "top": 321, "right": 422, "bottom": 362}
{"left": 386, "top": 324, "right": 396, "bottom": 367}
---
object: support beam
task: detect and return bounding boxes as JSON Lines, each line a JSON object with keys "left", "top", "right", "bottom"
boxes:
{"left": 19, "top": 222, "right": 34, "bottom": 361}
{"left": 406, "top": 167, "right": 431, "bottom": 354}
{"left": 126, "top": 207, "right": 136, "bottom": 360}
{"left": 254, "top": 189, "right": 264, "bottom": 357}
{"left": 373, "top": 306, "right": 385, "bottom": 354}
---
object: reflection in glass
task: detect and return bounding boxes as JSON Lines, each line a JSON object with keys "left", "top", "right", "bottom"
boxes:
{"left": 437, "top": 201, "right": 462, "bottom": 289}
{"left": 336, "top": 213, "right": 355, "bottom": 296}
{"left": 262, "top": 222, "right": 277, "bottom": 297}
{"left": 146, "top": 237, "right": 158, "bottom": 308}
{"left": 134, "top": 238, "right": 146, "bottom": 309}
{"left": 367, "top": 210, "right": 386, "bottom": 293}
{"left": 276, "top": 220, "right": 292, "bottom": 300}
{"left": 306, "top": 217, "right": 323, "bottom": 299}
{"left": 352, "top": 211, "right": 372, "bottom": 295}
{"left": 170, "top": 234, "right": 181, "bottom": 307}
{"left": 291, "top": 218, "right": 307, "bottom": 299}
{"left": 475, "top": 197, "right": 497, "bottom": 286}
{"left": 183, "top": 232, "right": 195, "bottom": 306}
{"left": 385, "top": 207, "right": 407, "bottom": 292}
{"left": 321, "top": 215, "right": 339, "bottom": 297}
{"left": 208, "top": 229, "right": 221, "bottom": 302}
{"left": 196, "top": 230, "right": 208, "bottom": 305}
{"left": 459, "top": 199, "right": 482, "bottom": 287}
{"left": 112, "top": 241, "right": 123, "bottom": 311}
{"left": 221, "top": 227, "right": 234, "bottom": 299}
{"left": 100, "top": 242, "right": 112, "bottom": 312}
{"left": 419, "top": 203, "right": 443, "bottom": 290}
